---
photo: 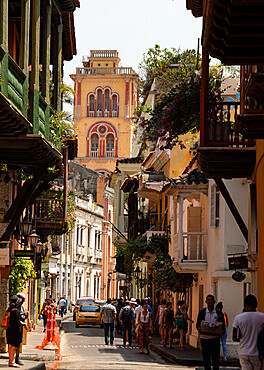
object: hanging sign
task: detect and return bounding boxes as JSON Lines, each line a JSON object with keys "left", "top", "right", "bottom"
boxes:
{"left": 228, "top": 255, "right": 248, "bottom": 270}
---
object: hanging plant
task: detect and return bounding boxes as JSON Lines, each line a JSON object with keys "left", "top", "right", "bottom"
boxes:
{"left": 9, "top": 257, "right": 36, "bottom": 297}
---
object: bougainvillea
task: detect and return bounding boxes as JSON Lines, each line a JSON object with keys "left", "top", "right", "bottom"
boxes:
{"left": 136, "top": 46, "right": 223, "bottom": 149}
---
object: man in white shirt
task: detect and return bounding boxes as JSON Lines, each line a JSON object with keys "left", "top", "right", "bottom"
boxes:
{"left": 233, "top": 294, "right": 264, "bottom": 370}
{"left": 134, "top": 299, "right": 145, "bottom": 345}
{"left": 196, "top": 294, "right": 225, "bottom": 370}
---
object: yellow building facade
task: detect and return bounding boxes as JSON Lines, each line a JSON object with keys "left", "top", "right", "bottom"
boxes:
{"left": 71, "top": 50, "right": 139, "bottom": 175}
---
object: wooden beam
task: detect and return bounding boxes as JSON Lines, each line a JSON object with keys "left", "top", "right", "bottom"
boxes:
{"left": 19, "top": 0, "right": 30, "bottom": 117}
{"left": 30, "top": 0, "right": 40, "bottom": 132}
{"left": 214, "top": 178, "right": 248, "bottom": 243}
{"left": 1, "top": 170, "right": 42, "bottom": 241}
{"left": 54, "top": 21, "right": 63, "bottom": 112}
{"left": 42, "top": 1, "right": 52, "bottom": 104}
{"left": 0, "top": 0, "right": 8, "bottom": 51}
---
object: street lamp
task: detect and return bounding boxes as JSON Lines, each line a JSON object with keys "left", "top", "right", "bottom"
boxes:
{"left": 28, "top": 231, "right": 39, "bottom": 248}
{"left": 20, "top": 215, "right": 32, "bottom": 237}
{"left": 135, "top": 266, "right": 141, "bottom": 299}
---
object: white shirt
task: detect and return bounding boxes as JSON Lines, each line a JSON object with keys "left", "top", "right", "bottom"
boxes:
{"left": 135, "top": 305, "right": 143, "bottom": 324}
{"left": 200, "top": 308, "right": 219, "bottom": 340}
{"left": 233, "top": 311, "right": 264, "bottom": 356}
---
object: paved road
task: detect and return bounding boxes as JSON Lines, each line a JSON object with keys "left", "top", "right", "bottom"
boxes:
{"left": 58, "top": 317, "right": 195, "bottom": 370}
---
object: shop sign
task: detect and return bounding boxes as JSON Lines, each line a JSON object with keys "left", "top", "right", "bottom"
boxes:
{"left": 228, "top": 255, "right": 248, "bottom": 270}
{"left": 0, "top": 248, "right": 9, "bottom": 266}
{"left": 14, "top": 250, "right": 35, "bottom": 259}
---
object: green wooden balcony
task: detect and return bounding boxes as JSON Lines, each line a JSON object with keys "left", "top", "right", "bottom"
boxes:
{"left": 0, "top": 46, "right": 55, "bottom": 147}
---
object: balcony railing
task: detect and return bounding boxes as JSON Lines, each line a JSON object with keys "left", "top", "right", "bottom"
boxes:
{"left": 106, "top": 151, "right": 114, "bottom": 158}
{"left": 76, "top": 245, "right": 85, "bottom": 255}
{"left": 202, "top": 101, "right": 255, "bottom": 147}
{"left": 35, "top": 198, "right": 67, "bottom": 235}
{"left": 182, "top": 232, "right": 207, "bottom": 261}
{"left": 95, "top": 249, "right": 102, "bottom": 259}
{"left": 91, "top": 151, "right": 98, "bottom": 158}
{"left": 7, "top": 55, "right": 27, "bottom": 115}
{"left": 146, "top": 230, "right": 166, "bottom": 240}
{"left": 76, "top": 67, "right": 136, "bottom": 75}
{"left": 35, "top": 199, "right": 65, "bottom": 221}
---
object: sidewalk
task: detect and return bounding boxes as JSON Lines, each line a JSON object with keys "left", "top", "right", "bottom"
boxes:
{"left": 149, "top": 336, "right": 240, "bottom": 368}
{"left": 0, "top": 312, "right": 71, "bottom": 369}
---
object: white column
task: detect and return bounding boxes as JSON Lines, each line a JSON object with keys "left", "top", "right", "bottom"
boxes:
{"left": 178, "top": 196, "right": 184, "bottom": 262}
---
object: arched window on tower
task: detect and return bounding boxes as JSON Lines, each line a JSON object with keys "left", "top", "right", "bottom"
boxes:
{"left": 91, "top": 134, "right": 99, "bottom": 157}
{"left": 106, "top": 134, "right": 114, "bottom": 158}
{"left": 112, "top": 95, "right": 118, "bottom": 117}
{"left": 97, "top": 89, "right": 102, "bottom": 117}
{"left": 88, "top": 95, "right": 95, "bottom": 117}
{"left": 104, "top": 89, "right": 110, "bottom": 117}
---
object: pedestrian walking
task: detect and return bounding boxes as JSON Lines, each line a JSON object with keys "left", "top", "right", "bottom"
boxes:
{"left": 119, "top": 300, "right": 135, "bottom": 347}
{"left": 100, "top": 298, "right": 117, "bottom": 345}
{"left": 138, "top": 302, "right": 152, "bottom": 354}
{"left": 216, "top": 302, "right": 228, "bottom": 361}
{"left": 144, "top": 298, "right": 153, "bottom": 314}
{"left": 156, "top": 299, "right": 166, "bottom": 344}
{"left": 135, "top": 299, "right": 145, "bottom": 345}
{"left": 58, "top": 297, "right": 66, "bottom": 317}
{"left": 114, "top": 298, "right": 124, "bottom": 335}
{"left": 162, "top": 301, "right": 175, "bottom": 349}
{"left": 233, "top": 294, "right": 264, "bottom": 370}
{"left": 40, "top": 299, "right": 48, "bottom": 332}
{"left": 6, "top": 295, "right": 25, "bottom": 368}
{"left": 63, "top": 295, "right": 68, "bottom": 313}
{"left": 175, "top": 300, "right": 193, "bottom": 350}
{"left": 196, "top": 294, "right": 225, "bottom": 370}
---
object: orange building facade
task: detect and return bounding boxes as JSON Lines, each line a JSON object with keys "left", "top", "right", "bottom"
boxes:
{"left": 71, "top": 50, "right": 139, "bottom": 175}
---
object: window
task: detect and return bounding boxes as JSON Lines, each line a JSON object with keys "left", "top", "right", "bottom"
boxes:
{"left": 91, "top": 134, "right": 99, "bottom": 157}
{"left": 106, "top": 134, "right": 114, "bottom": 156}
{"left": 97, "top": 89, "right": 102, "bottom": 115}
{"left": 89, "top": 95, "right": 95, "bottom": 112}
{"left": 112, "top": 95, "right": 117, "bottom": 117}
{"left": 211, "top": 184, "right": 220, "bottom": 227}
{"left": 104, "top": 89, "right": 110, "bottom": 113}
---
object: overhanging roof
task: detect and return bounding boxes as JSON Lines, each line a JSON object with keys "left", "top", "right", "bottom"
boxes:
{"left": 203, "top": 0, "right": 264, "bottom": 64}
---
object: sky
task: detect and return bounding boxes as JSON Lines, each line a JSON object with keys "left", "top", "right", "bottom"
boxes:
{"left": 63, "top": 0, "right": 203, "bottom": 95}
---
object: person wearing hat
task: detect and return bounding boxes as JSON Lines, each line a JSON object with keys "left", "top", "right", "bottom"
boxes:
{"left": 6, "top": 295, "right": 26, "bottom": 367}
{"left": 15, "top": 293, "right": 28, "bottom": 366}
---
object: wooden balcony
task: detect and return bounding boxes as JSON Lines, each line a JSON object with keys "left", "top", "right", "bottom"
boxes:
{"left": 35, "top": 199, "right": 67, "bottom": 236}
{"left": 173, "top": 232, "right": 207, "bottom": 273}
{"left": 198, "top": 101, "right": 256, "bottom": 179}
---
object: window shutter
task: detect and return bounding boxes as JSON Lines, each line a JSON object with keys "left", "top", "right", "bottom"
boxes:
{"left": 211, "top": 185, "right": 216, "bottom": 227}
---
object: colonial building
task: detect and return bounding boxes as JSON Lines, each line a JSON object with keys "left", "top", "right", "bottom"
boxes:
{"left": 70, "top": 50, "right": 139, "bottom": 175}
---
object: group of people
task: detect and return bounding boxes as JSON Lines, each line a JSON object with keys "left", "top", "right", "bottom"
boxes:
{"left": 4, "top": 293, "right": 28, "bottom": 368}
{"left": 156, "top": 299, "right": 193, "bottom": 349}
{"left": 100, "top": 297, "right": 153, "bottom": 354}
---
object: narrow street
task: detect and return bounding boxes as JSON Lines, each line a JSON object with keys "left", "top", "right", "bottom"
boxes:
{"left": 58, "top": 316, "right": 195, "bottom": 370}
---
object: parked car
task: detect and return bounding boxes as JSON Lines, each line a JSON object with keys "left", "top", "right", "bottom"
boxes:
{"left": 75, "top": 303, "right": 101, "bottom": 328}
{"left": 73, "top": 297, "right": 94, "bottom": 321}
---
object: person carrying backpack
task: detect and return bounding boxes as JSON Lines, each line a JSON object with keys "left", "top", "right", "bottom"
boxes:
{"left": 233, "top": 294, "right": 264, "bottom": 370}
{"left": 119, "top": 300, "right": 135, "bottom": 347}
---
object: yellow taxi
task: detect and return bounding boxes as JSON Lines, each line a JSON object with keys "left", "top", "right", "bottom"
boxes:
{"left": 75, "top": 303, "right": 102, "bottom": 328}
